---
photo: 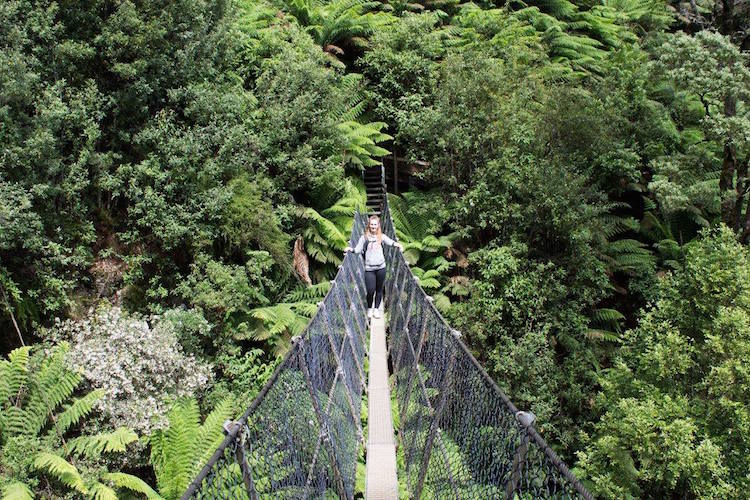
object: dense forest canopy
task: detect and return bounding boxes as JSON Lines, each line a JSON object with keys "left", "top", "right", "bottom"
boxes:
{"left": 1, "top": 0, "right": 749, "bottom": 498}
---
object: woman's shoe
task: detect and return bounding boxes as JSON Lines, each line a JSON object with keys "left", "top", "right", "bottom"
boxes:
{"left": 373, "top": 309, "right": 382, "bottom": 319}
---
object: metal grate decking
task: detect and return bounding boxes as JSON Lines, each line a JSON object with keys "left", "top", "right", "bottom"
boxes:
{"left": 365, "top": 314, "right": 399, "bottom": 498}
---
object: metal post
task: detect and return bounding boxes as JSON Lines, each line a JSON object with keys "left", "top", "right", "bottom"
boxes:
{"left": 505, "top": 412, "right": 536, "bottom": 499}
{"left": 234, "top": 426, "right": 259, "bottom": 500}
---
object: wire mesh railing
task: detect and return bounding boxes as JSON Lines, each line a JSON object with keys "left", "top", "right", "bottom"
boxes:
{"left": 181, "top": 214, "right": 370, "bottom": 500}
{"left": 380, "top": 198, "right": 593, "bottom": 500}
{"left": 184, "top": 190, "right": 592, "bottom": 499}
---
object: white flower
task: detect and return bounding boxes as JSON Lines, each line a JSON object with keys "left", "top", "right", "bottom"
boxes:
{"left": 55, "top": 304, "right": 213, "bottom": 433}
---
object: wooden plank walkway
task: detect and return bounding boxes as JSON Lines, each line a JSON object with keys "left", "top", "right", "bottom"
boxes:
{"left": 365, "top": 314, "right": 399, "bottom": 499}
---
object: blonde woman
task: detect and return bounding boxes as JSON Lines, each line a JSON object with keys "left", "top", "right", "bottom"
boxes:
{"left": 345, "top": 215, "right": 403, "bottom": 318}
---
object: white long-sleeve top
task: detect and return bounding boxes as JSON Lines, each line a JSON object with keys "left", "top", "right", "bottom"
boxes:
{"left": 353, "top": 233, "right": 396, "bottom": 271}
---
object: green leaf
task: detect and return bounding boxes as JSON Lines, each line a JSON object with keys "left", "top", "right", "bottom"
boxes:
{"left": 33, "top": 452, "right": 88, "bottom": 495}
{"left": 1, "top": 482, "right": 33, "bottom": 500}
{"left": 102, "top": 472, "right": 163, "bottom": 499}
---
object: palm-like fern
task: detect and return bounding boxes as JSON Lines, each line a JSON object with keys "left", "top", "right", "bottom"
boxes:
{"left": 303, "top": 207, "right": 350, "bottom": 266}
{"left": 248, "top": 302, "right": 314, "bottom": 357}
{"left": 278, "top": 0, "right": 394, "bottom": 65}
{"left": 149, "top": 398, "right": 235, "bottom": 500}
{"left": 594, "top": 205, "right": 656, "bottom": 279}
{"left": 0, "top": 345, "right": 158, "bottom": 500}
{"left": 302, "top": 177, "right": 367, "bottom": 272}
{"left": 337, "top": 121, "right": 393, "bottom": 168}
{"left": 387, "top": 192, "right": 459, "bottom": 267}
{"left": 388, "top": 191, "right": 469, "bottom": 311}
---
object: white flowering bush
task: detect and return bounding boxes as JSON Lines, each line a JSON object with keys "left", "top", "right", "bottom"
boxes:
{"left": 50, "top": 304, "right": 213, "bottom": 433}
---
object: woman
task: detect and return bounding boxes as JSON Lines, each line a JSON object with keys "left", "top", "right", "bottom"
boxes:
{"left": 345, "top": 215, "right": 403, "bottom": 318}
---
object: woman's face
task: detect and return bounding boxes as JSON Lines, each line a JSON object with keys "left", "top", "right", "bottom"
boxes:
{"left": 369, "top": 220, "right": 379, "bottom": 233}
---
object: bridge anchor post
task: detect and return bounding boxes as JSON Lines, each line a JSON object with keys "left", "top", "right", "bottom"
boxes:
{"left": 505, "top": 411, "right": 537, "bottom": 499}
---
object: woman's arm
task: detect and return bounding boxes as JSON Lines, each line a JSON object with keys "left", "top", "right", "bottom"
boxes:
{"left": 346, "top": 235, "right": 365, "bottom": 253}
{"left": 382, "top": 235, "right": 404, "bottom": 251}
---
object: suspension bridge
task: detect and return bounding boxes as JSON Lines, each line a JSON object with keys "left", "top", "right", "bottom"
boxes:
{"left": 181, "top": 167, "right": 593, "bottom": 499}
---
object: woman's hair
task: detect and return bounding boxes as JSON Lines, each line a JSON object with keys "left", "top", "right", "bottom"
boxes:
{"left": 368, "top": 215, "right": 383, "bottom": 243}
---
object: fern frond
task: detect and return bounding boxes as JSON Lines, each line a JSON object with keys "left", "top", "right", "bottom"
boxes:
{"left": 150, "top": 399, "right": 201, "bottom": 499}
{"left": 0, "top": 346, "right": 30, "bottom": 404}
{"left": 432, "top": 293, "right": 452, "bottom": 314}
{"left": 57, "top": 389, "right": 105, "bottom": 434}
{"left": 193, "top": 398, "right": 235, "bottom": 478}
{"left": 283, "top": 282, "right": 332, "bottom": 302}
{"left": 33, "top": 452, "right": 88, "bottom": 495}
{"left": 1, "top": 481, "right": 34, "bottom": 500}
{"left": 90, "top": 482, "right": 118, "bottom": 500}
{"left": 101, "top": 472, "right": 162, "bottom": 499}
{"left": 68, "top": 427, "right": 138, "bottom": 459}
{"left": 584, "top": 329, "right": 622, "bottom": 343}
{"left": 292, "top": 302, "right": 320, "bottom": 317}
{"left": 592, "top": 308, "right": 625, "bottom": 323}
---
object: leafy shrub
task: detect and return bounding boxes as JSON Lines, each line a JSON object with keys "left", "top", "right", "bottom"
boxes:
{"left": 0, "top": 344, "right": 157, "bottom": 499}
{"left": 47, "top": 305, "right": 213, "bottom": 433}
{"left": 149, "top": 398, "right": 234, "bottom": 500}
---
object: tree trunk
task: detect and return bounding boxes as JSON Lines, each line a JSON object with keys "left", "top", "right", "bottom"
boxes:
{"left": 735, "top": 158, "right": 749, "bottom": 232}
{"left": 720, "top": 94, "right": 738, "bottom": 227}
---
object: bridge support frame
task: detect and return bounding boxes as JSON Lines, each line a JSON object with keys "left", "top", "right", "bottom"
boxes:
{"left": 234, "top": 426, "right": 259, "bottom": 500}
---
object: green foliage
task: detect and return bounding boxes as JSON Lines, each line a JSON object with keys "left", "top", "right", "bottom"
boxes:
{"left": 337, "top": 121, "right": 393, "bottom": 167}
{"left": 276, "top": 0, "right": 395, "bottom": 64}
{"left": 208, "top": 348, "right": 277, "bottom": 411}
{"left": 2, "top": 0, "right": 750, "bottom": 496}
{"left": 223, "top": 175, "right": 293, "bottom": 271}
{"left": 578, "top": 226, "right": 750, "bottom": 498}
{"left": 149, "top": 398, "right": 235, "bottom": 500}
{"left": 68, "top": 428, "right": 139, "bottom": 459}
{"left": 301, "top": 178, "right": 367, "bottom": 280}
{"left": 0, "top": 344, "right": 152, "bottom": 499}
{"left": 248, "top": 303, "right": 313, "bottom": 357}
{"left": 651, "top": 31, "right": 750, "bottom": 236}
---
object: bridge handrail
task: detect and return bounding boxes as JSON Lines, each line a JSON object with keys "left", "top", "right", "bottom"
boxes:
{"left": 380, "top": 195, "right": 593, "bottom": 499}
{"left": 182, "top": 214, "right": 369, "bottom": 500}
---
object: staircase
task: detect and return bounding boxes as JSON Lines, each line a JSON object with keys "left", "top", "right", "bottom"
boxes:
{"left": 362, "top": 165, "right": 385, "bottom": 216}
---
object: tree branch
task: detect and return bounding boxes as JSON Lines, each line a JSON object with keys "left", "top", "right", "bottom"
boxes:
{"left": 1, "top": 284, "right": 25, "bottom": 347}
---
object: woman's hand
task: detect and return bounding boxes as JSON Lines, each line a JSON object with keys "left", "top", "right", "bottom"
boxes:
{"left": 395, "top": 243, "right": 404, "bottom": 252}
{"left": 344, "top": 246, "right": 353, "bottom": 253}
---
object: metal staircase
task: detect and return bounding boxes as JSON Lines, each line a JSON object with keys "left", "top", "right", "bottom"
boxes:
{"left": 362, "top": 164, "right": 385, "bottom": 215}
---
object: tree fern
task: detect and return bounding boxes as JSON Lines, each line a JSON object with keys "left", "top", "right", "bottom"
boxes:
{"left": 33, "top": 452, "right": 88, "bottom": 495}
{"left": 149, "top": 398, "right": 234, "bottom": 500}
{"left": 249, "top": 303, "right": 310, "bottom": 356}
{"left": 336, "top": 121, "right": 393, "bottom": 168}
{"left": 0, "top": 482, "right": 33, "bottom": 500}
{"left": 301, "top": 180, "right": 367, "bottom": 279}
{"left": 68, "top": 427, "right": 138, "bottom": 459}
{"left": 277, "top": 0, "right": 394, "bottom": 63}
{"left": 1, "top": 346, "right": 149, "bottom": 500}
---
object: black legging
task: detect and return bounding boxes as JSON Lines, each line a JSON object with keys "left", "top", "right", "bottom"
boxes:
{"left": 365, "top": 267, "right": 386, "bottom": 309}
